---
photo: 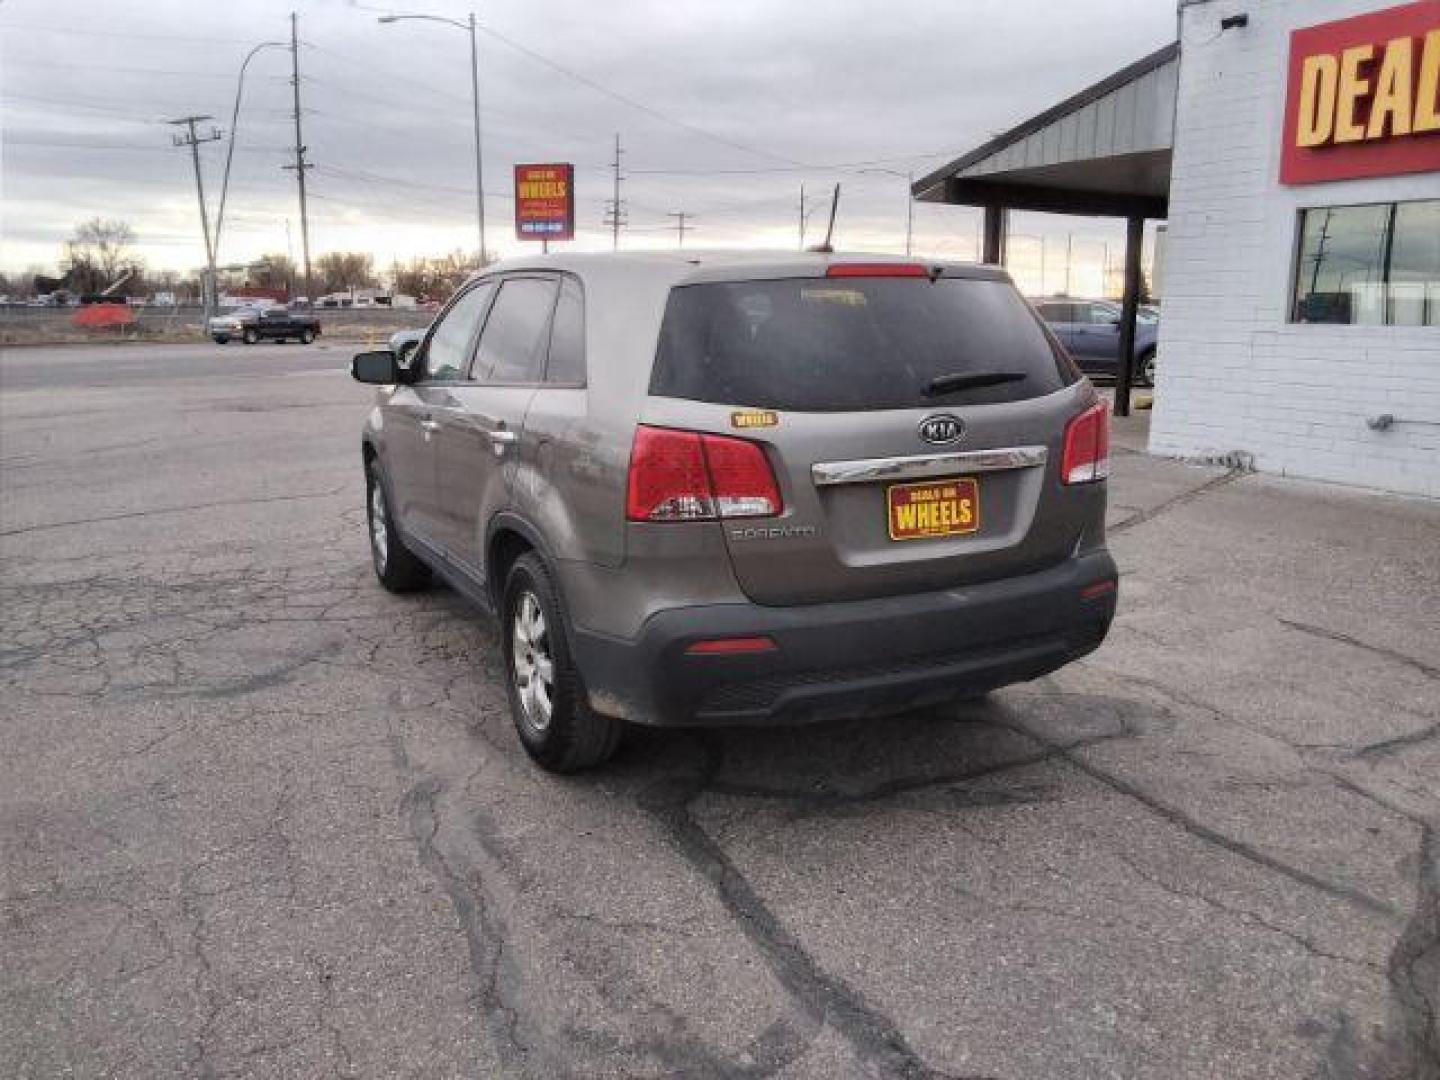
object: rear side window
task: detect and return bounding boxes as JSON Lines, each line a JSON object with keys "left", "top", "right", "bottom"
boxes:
{"left": 473, "top": 277, "right": 558, "bottom": 384}
{"left": 544, "top": 276, "right": 585, "bottom": 384}
{"left": 651, "top": 277, "right": 1073, "bottom": 411}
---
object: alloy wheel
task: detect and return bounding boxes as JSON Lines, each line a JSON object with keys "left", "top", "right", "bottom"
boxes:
{"left": 368, "top": 478, "right": 388, "bottom": 571}
{"left": 511, "top": 592, "right": 554, "bottom": 732}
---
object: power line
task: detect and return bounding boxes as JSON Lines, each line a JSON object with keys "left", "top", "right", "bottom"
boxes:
{"left": 0, "top": 22, "right": 243, "bottom": 44}
{"left": 476, "top": 23, "right": 807, "bottom": 168}
{"left": 5, "top": 138, "right": 174, "bottom": 153}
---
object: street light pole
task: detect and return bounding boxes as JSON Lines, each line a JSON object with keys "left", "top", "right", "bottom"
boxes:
{"left": 467, "top": 12, "right": 486, "bottom": 263}
{"left": 215, "top": 41, "right": 288, "bottom": 265}
{"left": 379, "top": 11, "right": 487, "bottom": 265}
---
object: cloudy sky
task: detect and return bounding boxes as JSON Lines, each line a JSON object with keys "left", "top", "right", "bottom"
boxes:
{"left": 1, "top": 0, "right": 1174, "bottom": 294}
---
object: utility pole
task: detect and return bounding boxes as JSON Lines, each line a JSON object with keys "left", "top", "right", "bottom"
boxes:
{"left": 168, "top": 115, "right": 222, "bottom": 321}
{"left": 904, "top": 171, "right": 914, "bottom": 257}
{"left": 283, "top": 12, "right": 315, "bottom": 302}
{"left": 603, "top": 133, "right": 625, "bottom": 251}
{"left": 1064, "top": 232, "right": 1074, "bottom": 296}
{"left": 667, "top": 211, "right": 694, "bottom": 248}
{"left": 798, "top": 182, "right": 806, "bottom": 250}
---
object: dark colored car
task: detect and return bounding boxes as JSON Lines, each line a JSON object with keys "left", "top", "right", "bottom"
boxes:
{"left": 352, "top": 253, "right": 1117, "bottom": 772}
{"left": 210, "top": 306, "right": 321, "bottom": 345}
{"left": 1033, "top": 299, "right": 1158, "bottom": 386}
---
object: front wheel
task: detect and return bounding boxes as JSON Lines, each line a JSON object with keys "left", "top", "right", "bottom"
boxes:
{"left": 503, "top": 553, "right": 622, "bottom": 773}
{"left": 241, "top": 327, "right": 258, "bottom": 345}
{"left": 213, "top": 336, "right": 229, "bottom": 345}
{"left": 365, "top": 462, "right": 430, "bottom": 592}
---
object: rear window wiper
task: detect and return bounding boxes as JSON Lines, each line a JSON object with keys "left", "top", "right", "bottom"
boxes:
{"left": 922, "top": 370, "right": 1028, "bottom": 396}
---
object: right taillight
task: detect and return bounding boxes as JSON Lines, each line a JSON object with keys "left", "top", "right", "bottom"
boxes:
{"left": 626, "top": 425, "right": 783, "bottom": 522}
{"left": 1061, "top": 401, "right": 1110, "bottom": 485}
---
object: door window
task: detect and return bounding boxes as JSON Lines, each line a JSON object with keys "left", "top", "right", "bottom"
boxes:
{"left": 544, "top": 276, "right": 586, "bottom": 384}
{"left": 473, "top": 277, "right": 559, "bottom": 384}
{"left": 423, "top": 282, "right": 494, "bottom": 381}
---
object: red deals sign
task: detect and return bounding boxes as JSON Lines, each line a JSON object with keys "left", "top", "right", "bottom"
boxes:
{"left": 1280, "top": 1, "right": 1440, "bottom": 184}
{"left": 514, "top": 163, "right": 575, "bottom": 241}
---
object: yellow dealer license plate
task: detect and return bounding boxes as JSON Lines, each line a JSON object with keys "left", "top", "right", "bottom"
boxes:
{"left": 886, "top": 478, "right": 980, "bottom": 541}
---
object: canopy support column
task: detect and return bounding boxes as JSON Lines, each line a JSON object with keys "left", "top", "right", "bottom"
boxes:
{"left": 982, "top": 205, "right": 1007, "bottom": 265}
{"left": 1114, "top": 214, "right": 1144, "bottom": 418}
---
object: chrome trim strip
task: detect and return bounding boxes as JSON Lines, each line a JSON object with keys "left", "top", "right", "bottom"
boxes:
{"left": 811, "top": 445, "right": 1048, "bottom": 486}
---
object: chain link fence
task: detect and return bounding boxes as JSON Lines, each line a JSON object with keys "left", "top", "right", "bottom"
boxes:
{"left": 0, "top": 305, "right": 434, "bottom": 345}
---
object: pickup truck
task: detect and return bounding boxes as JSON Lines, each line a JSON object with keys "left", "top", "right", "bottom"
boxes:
{"left": 210, "top": 306, "right": 322, "bottom": 345}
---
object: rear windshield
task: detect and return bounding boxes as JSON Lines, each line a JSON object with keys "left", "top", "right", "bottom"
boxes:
{"left": 651, "top": 276, "right": 1074, "bottom": 411}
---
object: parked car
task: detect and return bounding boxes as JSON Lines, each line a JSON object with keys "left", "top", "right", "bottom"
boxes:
{"left": 352, "top": 253, "right": 1117, "bottom": 772}
{"left": 1033, "top": 298, "right": 1158, "bottom": 386}
{"left": 387, "top": 327, "right": 427, "bottom": 368}
{"left": 210, "top": 306, "right": 321, "bottom": 345}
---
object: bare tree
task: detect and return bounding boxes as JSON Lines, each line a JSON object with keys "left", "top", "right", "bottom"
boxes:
{"left": 389, "top": 250, "right": 478, "bottom": 301}
{"left": 249, "top": 253, "right": 297, "bottom": 294}
{"left": 63, "top": 218, "right": 141, "bottom": 293}
{"left": 315, "top": 251, "right": 377, "bottom": 295}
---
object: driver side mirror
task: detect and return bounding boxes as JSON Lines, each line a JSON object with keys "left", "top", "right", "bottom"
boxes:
{"left": 351, "top": 349, "right": 403, "bottom": 385}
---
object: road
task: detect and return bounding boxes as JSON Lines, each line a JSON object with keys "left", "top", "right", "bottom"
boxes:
{"left": 2, "top": 342, "right": 1437, "bottom": 1079}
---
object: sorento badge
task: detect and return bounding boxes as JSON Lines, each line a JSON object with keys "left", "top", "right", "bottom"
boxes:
{"left": 918, "top": 414, "right": 964, "bottom": 445}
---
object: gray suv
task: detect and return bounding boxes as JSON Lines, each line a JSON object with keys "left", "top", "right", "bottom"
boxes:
{"left": 352, "top": 253, "right": 1117, "bottom": 772}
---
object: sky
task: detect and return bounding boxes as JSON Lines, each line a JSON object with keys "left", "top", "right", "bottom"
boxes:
{"left": 0, "top": 0, "right": 1176, "bottom": 296}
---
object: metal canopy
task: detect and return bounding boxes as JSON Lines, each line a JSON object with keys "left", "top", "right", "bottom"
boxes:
{"left": 913, "top": 43, "right": 1178, "bottom": 219}
{"left": 912, "top": 41, "right": 1180, "bottom": 419}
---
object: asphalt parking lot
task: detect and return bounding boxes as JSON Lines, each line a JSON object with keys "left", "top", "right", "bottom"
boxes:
{"left": 2, "top": 342, "right": 1436, "bottom": 1080}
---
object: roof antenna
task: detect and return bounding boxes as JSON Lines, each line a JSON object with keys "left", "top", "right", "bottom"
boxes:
{"left": 808, "top": 184, "right": 840, "bottom": 253}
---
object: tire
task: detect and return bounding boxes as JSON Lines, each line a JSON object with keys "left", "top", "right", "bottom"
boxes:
{"left": 1137, "top": 349, "right": 1156, "bottom": 388}
{"left": 299, "top": 329, "right": 315, "bottom": 345}
{"left": 502, "top": 552, "right": 623, "bottom": 773}
{"left": 365, "top": 461, "right": 430, "bottom": 592}
{"left": 213, "top": 336, "right": 229, "bottom": 345}
{"left": 242, "top": 327, "right": 259, "bottom": 345}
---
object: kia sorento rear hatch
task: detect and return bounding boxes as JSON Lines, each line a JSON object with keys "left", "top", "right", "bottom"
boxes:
{"left": 641, "top": 263, "right": 1101, "bottom": 605}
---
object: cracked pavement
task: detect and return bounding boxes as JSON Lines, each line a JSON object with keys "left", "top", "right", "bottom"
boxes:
{"left": 2, "top": 342, "right": 1437, "bottom": 1079}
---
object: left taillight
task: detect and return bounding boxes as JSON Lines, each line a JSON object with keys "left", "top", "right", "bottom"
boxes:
{"left": 626, "top": 425, "right": 783, "bottom": 522}
{"left": 1061, "top": 401, "right": 1110, "bottom": 485}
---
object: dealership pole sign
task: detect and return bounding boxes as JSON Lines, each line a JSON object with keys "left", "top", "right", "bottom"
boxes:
{"left": 1281, "top": 1, "right": 1440, "bottom": 184}
{"left": 514, "top": 163, "right": 575, "bottom": 241}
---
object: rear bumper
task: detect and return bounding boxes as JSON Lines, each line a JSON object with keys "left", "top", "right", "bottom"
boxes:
{"left": 569, "top": 550, "right": 1117, "bottom": 727}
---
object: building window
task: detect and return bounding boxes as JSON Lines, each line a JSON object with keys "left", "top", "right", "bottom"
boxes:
{"left": 1292, "top": 200, "right": 1440, "bottom": 326}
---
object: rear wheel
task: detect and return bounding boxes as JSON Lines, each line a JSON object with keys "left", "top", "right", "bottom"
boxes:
{"left": 503, "top": 553, "right": 622, "bottom": 773}
{"left": 1138, "top": 349, "right": 1156, "bottom": 388}
{"left": 242, "top": 327, "right": 258, "bottom": 345}
{"left": 299, "top": 328, "right": 315, "bottom": 344}
{"left": 365, "top": 461, "right": 430, "bottom": 592}
{"left": 213, "top": 336, "right": 229, "bottom": 344}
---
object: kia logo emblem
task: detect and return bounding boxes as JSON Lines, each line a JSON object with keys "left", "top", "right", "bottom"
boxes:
{"left": 918, "top": 414, "right": 964, "bottom": 445}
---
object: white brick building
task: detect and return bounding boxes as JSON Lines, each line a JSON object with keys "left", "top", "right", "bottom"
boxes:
{"left": 1153, "top": 0, "right": 1440, "bottom": 498}
{"left": 917, "top": 0, "right": 1439, "bottom": 499}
